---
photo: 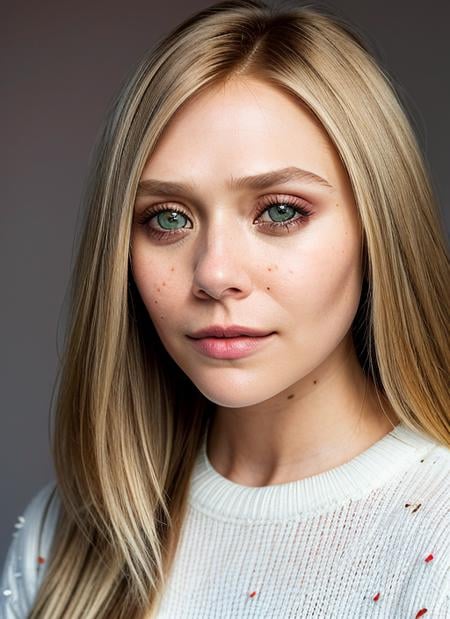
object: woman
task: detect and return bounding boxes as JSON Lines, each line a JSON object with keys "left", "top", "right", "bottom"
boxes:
{"left": 2, "top": 1, "right": 449, "bottom": 617}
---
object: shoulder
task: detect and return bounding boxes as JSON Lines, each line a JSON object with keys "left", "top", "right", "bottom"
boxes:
{"left": 417, "top": 445, "right": 450, "bottom": 610}
{"left": 400, "top": 443, "right": 450, "bottom": 526}
{"left": 1, "top": 481, "right": 60, "bottom": 618}
{"left": 418, "top": 443, "right": 450, "bottom": 497}
{"left": 420, "top": 444, "right": 450, "bottom": 540}
{"left": 389, "top": 443, "right": 450, "bottom": 610}
{"left": 419, "top": 443, "right": 450, "bottom": 533}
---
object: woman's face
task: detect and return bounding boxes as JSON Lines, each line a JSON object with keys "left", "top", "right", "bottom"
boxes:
{"left": 131, "top": 77, "right": 363, "bottom": 407}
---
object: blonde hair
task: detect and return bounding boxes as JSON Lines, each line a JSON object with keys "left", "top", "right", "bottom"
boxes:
{"left": 31, "top": 1, "right": 449, "bottom": 617}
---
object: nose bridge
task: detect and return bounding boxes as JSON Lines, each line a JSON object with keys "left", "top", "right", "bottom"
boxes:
{"left": 207, "top": 209, "right": 240, "bottom": 252}
{"left": 198, "top": 207, "right": 243, "bottom": 259}
{"left": 192, "top": 209, "right": 252, "bottom": 298}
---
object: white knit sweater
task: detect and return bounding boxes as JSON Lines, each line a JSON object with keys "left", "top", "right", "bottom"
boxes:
{"left": 1, "top": 421, "right": 449, "bottom": 618}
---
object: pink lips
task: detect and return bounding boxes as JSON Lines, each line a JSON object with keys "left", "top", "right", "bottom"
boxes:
{"left": 187, "top": 325, "right": 275, "bottom": 359}
{"left": 189, "top": 324, "right": 272, "bottom": 338}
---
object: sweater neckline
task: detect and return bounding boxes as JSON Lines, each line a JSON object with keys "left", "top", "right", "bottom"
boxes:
{"left": 188, "top": 420, "right": 438, "bottom": 521}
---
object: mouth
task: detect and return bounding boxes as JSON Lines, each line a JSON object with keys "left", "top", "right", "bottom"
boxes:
{"left": 188, "top": 324, "right": 274, "bottom": 339}
{"left": 186, "top": 332, "right": 275, "bottom": 359}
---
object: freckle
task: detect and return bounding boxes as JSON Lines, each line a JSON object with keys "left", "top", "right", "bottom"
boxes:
{"left": 267, "top": 267, "right": 272, "bottom": 272}
{"left": 266, "top": 286, "right": 271, "bottom": 291}
{"left": 157, "top": 287, "right": 161, "bottom": 292}
{"left": 154, "top": 300, "right": 158, "bottom": 304}
{"left": 287, "top": 394, "right": 294, "bottom": 400}
{"left": 288, "top": 269, "right": 293, "bottom": 274}
{"left": 160, "top": 315, "right": 164, "bottom": 319}
{"left": 162, "top": 281, "right": 166, "bottom": 286}
{"left": 170, "top": 267, "right": 175, "bottom": 271}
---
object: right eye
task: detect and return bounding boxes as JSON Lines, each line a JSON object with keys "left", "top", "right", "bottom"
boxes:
{"left": 137, "top": 204, "right": 193, "bottom": 238}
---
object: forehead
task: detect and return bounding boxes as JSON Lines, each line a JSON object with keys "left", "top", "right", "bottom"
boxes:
{"left": 140, "top": 77, "right": 347, "bottom": 196}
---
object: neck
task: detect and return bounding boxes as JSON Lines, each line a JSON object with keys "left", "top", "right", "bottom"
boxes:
{"left": 207, "top": 336, "right": 400, "bottom": 487}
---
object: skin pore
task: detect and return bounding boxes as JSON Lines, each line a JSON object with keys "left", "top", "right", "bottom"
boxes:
{"left": 130, "top": 76, "right": 399, "bottom": 487}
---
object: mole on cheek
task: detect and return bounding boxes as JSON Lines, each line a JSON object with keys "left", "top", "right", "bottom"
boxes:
{"left": 313, "top": 380, "right": 318, "bottom": 384}
{"left": 287, "top": 394, "right": 294, "bottom": 400}
{"left": 266, "top": 286, "right": 271, "bottom": 291}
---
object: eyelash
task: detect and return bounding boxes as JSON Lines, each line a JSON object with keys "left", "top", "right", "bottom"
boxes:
{"left": 136, "top": 194, "right": 313, "bottom": 240}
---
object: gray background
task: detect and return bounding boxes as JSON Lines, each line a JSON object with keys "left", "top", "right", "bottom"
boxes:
{"left": 2, "top": 0, "right": 449, "bottom": 562}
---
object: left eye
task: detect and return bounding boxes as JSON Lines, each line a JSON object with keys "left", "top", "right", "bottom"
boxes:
{"left": 253, "top": 196, "right": 313, "bottom": 233}
{"left": 255, "top": 201, "right": 311, "bottom": 224}
{"left": 263, "top": 203, "right": 297, "bottom": 222}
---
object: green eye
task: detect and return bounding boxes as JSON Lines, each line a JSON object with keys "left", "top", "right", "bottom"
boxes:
{"left": 266, "top": 204, "right": 296, "bottom": 222}
{"left": 157, "top": 211, "right": 188, "bottom": 230}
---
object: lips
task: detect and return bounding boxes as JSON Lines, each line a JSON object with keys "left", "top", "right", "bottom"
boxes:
{"left": 188, "top": 325, "right": 273, "bottom": 339}
{"left": 187, "top": 332, "right": 275, "bottom": 359}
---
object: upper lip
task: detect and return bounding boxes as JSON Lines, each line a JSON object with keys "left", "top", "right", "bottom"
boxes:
{"left": 188, "top": 325, "right": 274, "bottom": 339}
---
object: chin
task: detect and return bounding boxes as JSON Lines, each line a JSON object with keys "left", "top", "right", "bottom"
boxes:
{"left": 181, "top": 368, "right": 291, "bottom": 409}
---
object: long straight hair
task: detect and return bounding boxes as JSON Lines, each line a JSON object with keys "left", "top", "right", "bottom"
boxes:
{"left": 31, "top": 1, "right": 449, "bottom": 616}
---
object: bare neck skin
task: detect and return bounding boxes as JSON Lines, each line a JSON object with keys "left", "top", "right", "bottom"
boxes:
{"left": 206, "top": 334, "right": 399, "bottom": 487}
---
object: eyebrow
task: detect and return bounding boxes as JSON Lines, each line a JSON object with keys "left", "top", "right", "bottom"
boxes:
{"left": 136, "top": 166, "right": 334, "bottom": 198}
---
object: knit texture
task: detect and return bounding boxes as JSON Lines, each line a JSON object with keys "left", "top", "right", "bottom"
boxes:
{"left": 1, "top": 421, "right": 449, "bottom": 618}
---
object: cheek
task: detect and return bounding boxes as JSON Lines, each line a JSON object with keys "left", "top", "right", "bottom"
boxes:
{"left": 131, "top": 253, "right": 181, "bottom": 326}
{"left": 273, "top": 232, "right": 362, "bottom": 325}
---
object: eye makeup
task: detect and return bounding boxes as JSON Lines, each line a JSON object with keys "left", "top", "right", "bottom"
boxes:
{"left": 134, "top": 193, "right": 314, "bottom": 241}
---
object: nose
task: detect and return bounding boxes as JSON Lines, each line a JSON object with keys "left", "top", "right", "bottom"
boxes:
{"left": 192, "top": 223, "right": 253, "bottom": 301}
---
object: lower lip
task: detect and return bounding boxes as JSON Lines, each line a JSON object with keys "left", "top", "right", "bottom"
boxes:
{"left": 187, "top": 334, "right": 275, "bottom": 359}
